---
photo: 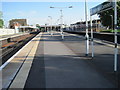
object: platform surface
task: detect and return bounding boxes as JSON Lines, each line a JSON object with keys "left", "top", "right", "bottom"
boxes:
{"left": 2, "top": 32, "right": 120, "bottom": 89}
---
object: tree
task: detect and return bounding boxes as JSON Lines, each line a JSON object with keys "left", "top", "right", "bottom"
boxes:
{"left": 0, "top": 11, "right": 2, "bottom": 19}
{"left": 117, "top": 1, "right": 120, "bottom": 26}
{"left": 0, "top": 19, "right": 3, "bottom": 28}
{"left": 98, "top": 1, "right": 120, "bottom": 29}
{"left": 0, "top": 11, "right": 4, "bottom": 28}
{"left": 36, "top": 24, "right": 41, "bottom": 29}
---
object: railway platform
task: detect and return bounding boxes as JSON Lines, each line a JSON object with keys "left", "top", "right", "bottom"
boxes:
{"left": 1, "top": 32, "right": 120, "bottom": 89}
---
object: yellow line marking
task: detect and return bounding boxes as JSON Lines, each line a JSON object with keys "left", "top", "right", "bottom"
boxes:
{"left": 9, "top": 32, "right": 42, "bottom": 88}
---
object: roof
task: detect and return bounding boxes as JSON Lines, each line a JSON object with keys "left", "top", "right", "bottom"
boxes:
{"left": 18, "top": 26, "right": 38, "bottom": 29}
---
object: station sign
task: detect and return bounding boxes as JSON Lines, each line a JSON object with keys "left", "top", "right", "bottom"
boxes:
{"left": 90, "top": 0, "right": 114, "bottom": 15}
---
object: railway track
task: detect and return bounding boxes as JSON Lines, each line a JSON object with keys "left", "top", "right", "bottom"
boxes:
{"left": 0, "top": 32, "right": 40, "bottom": 65}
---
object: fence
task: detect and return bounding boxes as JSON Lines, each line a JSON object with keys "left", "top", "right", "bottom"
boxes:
{"left": 0, "top": 29, "right": 17, "bottom": 35}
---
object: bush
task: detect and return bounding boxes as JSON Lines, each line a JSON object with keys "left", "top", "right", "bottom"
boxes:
{"left": 100, "top": 29, "right": 120, "bottom": 33}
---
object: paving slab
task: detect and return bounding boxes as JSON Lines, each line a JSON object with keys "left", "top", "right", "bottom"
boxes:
{"left": 24, "top": 32, "right": 116, "bottom": 88}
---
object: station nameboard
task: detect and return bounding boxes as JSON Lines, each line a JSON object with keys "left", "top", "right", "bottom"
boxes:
{"left": 90, "top": 0, "right": 114, "bottom": 15}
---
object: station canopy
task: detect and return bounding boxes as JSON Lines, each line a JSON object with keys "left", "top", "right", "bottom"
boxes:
{"left": 19, "top": 26, "right": 38, "bottom": 29}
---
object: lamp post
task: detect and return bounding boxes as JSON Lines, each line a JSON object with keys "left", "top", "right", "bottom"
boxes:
{"left": 48, "top": 16, "right": 53, "bottom": 36}
{"left": 114, "top": 0, "right": 118, "bottom": 72}
{"left": 45, "top": 23, "right": 47, "bottom": 32}
{"left": 60, "top": 9, "right": 64, "bottom": 39}
{"left": 90, "top": 14, "right": 94, "bottom": 58}
{"left": 50, "top": 6, "right": 73, "bottom": 39}
{"left": 85, "top": 0, "right": 89, "bottom": 56}
{"left": 46, "top": 19, "right": 50, "bottom": 33}
{"left": 110, "top": 15, "right": 113, "bottom": 32}
{"left": 55, "top": 19, "right": 60, "bottom": 32}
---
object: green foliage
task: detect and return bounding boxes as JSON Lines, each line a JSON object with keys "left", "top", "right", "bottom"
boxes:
{"left": 0, "top": 19, "right": 3, "bottom": 28}
{"left": 117, "top": 1, "right": 120, "bottom": 26}
{"left": 98, "top": 1, "right": 120, "bottom": 28}
{"left": 36, "top": 24, "right": 41, "bottom": 29}
{"left": 100, "top": 29, "right": 120, "bottom": 33}
{"left": 0, "top": 11, "right": 2, "bottom": 19}
{"left": 0, "top": 11, "right": 3, "bottom": 28}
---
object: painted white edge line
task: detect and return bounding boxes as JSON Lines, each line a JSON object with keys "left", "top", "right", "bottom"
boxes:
{"left": 0, "top": 32, "right": 41, "bottom": 71}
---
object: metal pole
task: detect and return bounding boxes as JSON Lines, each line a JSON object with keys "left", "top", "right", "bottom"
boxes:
{"left": 112, "top": 16, "right": 114, "bottom": 30}
{"left": 51, "top": 18, "right": 53, "bottom": 36}
{"left": 114, "top": 0, "right": 118, "bottom": 72}
{"left": 90, "top": 15, "right": 94, "bottom": 58}
{"left": 48, "top": 16, "right": 53, "bottom": 36}
{"left": 46, "top": 19, "right": 50, "bottom": 33}
{"left": 85, "top": 0, "right": 89, "bottom": 56}
{"left": 112, "top": 15, "right": 113, "bottom": 31}
{"left": 60, "top": 9, "right": 64, "bottom": 39}
{"left": 50, "top": 6, "right": 72, "bottom": 39}
{"left": 45, "top": 24, "right": 47, "bottom": 32}
{"left": 56, "top": 19, "right": 59, "bottom": 32}
{"left": 96, "top": 20, "right": 97, "bottom": 32}
{"left": 110, "top": 15, "right": 113, "bottom": 32}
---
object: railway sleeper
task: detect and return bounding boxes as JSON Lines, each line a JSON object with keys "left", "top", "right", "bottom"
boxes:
{"left": 2, "top": 48, "right": 14, "bottom": 57}
{"left": 1, "top": 34, "right": 38, "bottom": 64}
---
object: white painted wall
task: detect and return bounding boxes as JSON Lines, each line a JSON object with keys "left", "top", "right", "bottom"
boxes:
{"left": 0, "top": 29, "right": 17, "bottom": 35}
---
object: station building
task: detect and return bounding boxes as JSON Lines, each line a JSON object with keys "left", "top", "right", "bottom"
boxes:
{"left": 9, "top": 19, "right": 27, "bottom": 29}
{"left": 70, "top": 19, "right": 101, "bottom": 32}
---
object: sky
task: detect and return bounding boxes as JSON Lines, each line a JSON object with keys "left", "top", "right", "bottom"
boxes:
{"left": 1, "top": 0, "right": 107, "bottom": 27}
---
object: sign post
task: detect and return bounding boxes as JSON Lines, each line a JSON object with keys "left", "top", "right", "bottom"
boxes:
{"left": 114, "top": 0, "right": 118, "bottom": 72}
{"left": 90, "top": 14, "right": 94, "bottom": 58}
{"left": 90, "top": 0, "right": 118, "bottom": 72}
{"left": 85, "top": 0, "right": 89, "bottom": 56}
{"left": 60, "top": 9, "right": 64, "bottom": 40}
